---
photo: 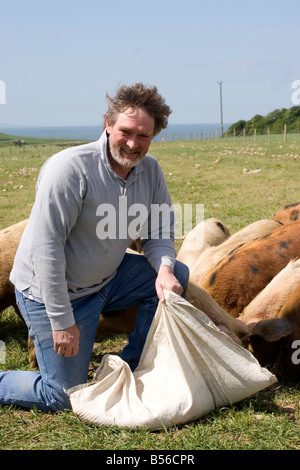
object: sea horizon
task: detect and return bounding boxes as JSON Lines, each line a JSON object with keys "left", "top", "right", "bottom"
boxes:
{"left": 0, "top": 123, "right": 231, "bottom": 142}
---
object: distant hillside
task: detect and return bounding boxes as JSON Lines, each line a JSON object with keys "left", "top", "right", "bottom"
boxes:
{"left": 227, "top": 106, "right": 300, "bottom": 136}
{"left": 0, "top": 132, "right": 88, "bottom": 147}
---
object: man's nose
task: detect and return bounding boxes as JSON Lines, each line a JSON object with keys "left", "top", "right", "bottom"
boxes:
{"left": 126, "top": 135, "right": 139, "bottom": 149}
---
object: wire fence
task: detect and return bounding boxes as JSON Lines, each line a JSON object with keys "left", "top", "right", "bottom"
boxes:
{"left": 153, "top": 124, "right": 300, "bottom": 143}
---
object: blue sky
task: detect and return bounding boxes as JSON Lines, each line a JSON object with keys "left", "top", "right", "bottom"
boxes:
{"left": 1, "top": 0, "right": 300, "bottom": 127}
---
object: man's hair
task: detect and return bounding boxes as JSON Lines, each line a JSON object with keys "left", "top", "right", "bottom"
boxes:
{"left": 104, "top": 83, "right": 172, "bottom": 136}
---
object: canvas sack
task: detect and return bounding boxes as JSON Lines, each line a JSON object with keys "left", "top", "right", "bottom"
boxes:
{"left": 67, "top": 290, "right": 276, "bottom": 429}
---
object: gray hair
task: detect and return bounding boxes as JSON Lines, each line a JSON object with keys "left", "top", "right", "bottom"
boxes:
{"left": 103, "top": 83, "right": 172, "bottom": 136}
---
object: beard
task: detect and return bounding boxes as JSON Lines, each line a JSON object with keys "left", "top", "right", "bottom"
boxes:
{"left": 109, "top": 142, "right": 146, "bottom": 168}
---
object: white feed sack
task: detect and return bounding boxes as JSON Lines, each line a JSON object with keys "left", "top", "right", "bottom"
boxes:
{"left": 67, "top": 290, "right": 276, "bottom": 429}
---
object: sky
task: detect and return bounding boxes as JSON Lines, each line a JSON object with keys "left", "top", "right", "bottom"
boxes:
{"left": 1, "top": 0, "right": 300, "bottom": 128}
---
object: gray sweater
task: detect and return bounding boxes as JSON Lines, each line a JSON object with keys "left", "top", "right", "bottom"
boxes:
{"left": 10, "top": 131, "right": 176, "bottom": 330}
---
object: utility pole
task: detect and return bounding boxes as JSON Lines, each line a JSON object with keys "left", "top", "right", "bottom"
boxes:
{"left": 217, "top": 81, "right": 224, "bottom": 137}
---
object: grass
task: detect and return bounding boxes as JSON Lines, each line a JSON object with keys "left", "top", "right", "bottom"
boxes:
{"left": 0, "top": 133, "right": 300, "bottom": 450}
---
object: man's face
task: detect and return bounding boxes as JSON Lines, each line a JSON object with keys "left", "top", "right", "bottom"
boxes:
{"left": 106, "top": 107, "right": 155, "bottom": 172}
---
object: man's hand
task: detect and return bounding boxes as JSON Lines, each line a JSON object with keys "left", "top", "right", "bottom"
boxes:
{"left": 155, "top": 265, "right": 183, "bottom": 303}
{"left": 52, "top": 323, "right": 80, "bottom": 357}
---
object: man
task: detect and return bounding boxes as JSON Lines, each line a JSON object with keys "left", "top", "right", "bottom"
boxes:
{"left": 1, "top": 83, "right": 189, "bottom": 412}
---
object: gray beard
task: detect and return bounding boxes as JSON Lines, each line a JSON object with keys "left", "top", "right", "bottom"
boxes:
{"left": 109, "top": 144, "right": 145, "bottom": 168}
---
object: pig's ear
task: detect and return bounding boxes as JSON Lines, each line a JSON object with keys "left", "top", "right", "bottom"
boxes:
{"left": 249, "top": 317, "right": 291, "bottom": 342}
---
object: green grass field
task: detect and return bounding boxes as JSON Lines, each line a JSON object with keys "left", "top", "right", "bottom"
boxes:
{"left": 0, "top": 133, "right": 299, "bottom": 450}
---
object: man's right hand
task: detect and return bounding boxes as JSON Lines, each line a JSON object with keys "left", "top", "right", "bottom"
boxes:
{"left": 52, "top": 323, "right": 80, "bottom": 357}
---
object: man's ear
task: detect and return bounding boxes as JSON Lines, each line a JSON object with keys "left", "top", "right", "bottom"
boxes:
{"left": 105, "top": 120, "right": 111, "bottom": 134}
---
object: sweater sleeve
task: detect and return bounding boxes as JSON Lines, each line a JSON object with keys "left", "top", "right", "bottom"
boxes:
{"left": 30, "top": 155, "right": 86, "bottom": 330}
{"left": 140, "top": 162, "right": 176, "bottom": 272}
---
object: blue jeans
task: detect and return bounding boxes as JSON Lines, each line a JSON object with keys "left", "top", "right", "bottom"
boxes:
{"left": 0, "top": 254, "right": 189, "bottom": 412}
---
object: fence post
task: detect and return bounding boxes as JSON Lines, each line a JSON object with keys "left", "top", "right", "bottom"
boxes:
{"left": 284, "top": 124, "right": 287, "bottom": 142}
{"left": 254, "top": 129, "right": 256, "bottom": 144}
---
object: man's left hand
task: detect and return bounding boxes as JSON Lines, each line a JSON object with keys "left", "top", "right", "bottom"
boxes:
{"left": 155, "top": 265, "right": 183, "bottom": 302}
